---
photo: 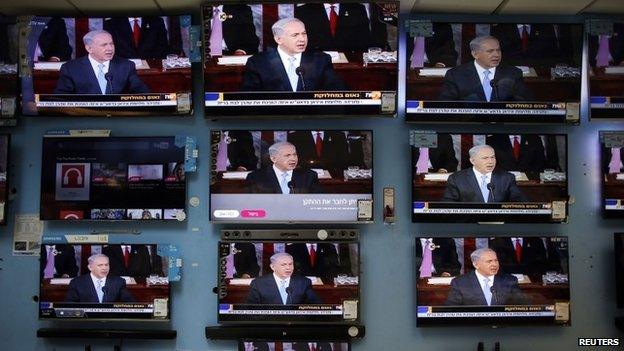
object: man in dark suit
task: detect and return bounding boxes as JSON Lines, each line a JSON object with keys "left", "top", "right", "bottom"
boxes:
{"left": 294, "top": 2, "right": 370, "bottom": 52}
{"left": 41, "top": 244, "right": 78, "bottom": 279}
{"left": 408, "top": 22, "right": 458, "bottom": 68}
{"left": 588, "top": 22, "right": 624, "bottom": 67}
{"left": 442, "top": 144, "right": 528, "bottom": 202}
{"left": 444, "top": 248, "right": 529, "bottom": 306}
{"left": 246, "top": 252, "right": 322, "bottom": 305}
{"left": 287, "top": 131, "right": 350, "bottom": 174}
{"left": 486, "top": 134, "right": 546, "bottom": 173}
{"left": 102, "top": 244, "right": 163, "bottom": 278}
{"left": 240, "top": 17, "right": 346, "bottom": 92}
{"left": 208, "top": 4, "right": 259, "bottom": 56}
{"left": 285, "top": 242, "right": 345, "bottom": 284}
{"left": 416, "top": 238, "right": 461, "bottom": 277}
{"left": 232, "top": 242, "right": 260, "bottom": 278}
{"left": 488, "top": 237, "right": 561, "bottom": 280}
{"left": 65, "top": 254, "right": 135, "bottom": 303}
{"left": 438, "top": 35, "right": 534, "bottom": 102}
{"left": 489, "top": 23, "right": 559, "bottom": 68}
{"left": 246, "top": 141, "right": 323, "bottom": 194}
{"left": 103, "top": 17, "right": 170, "bottom": 59}
{"left": 215, "top": 130, "right": 258, "bottom": 172}
{"left": 54, "top": 30, "right": 150, "bottom": 94}
{"left": 36, "top": 17, "right": 72, "bottom": 62}
{"left": 412, "top": 133, "right": 458, "bottom": 174}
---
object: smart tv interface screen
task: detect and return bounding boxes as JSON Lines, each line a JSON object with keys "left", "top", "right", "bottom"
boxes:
{"left": 416, "top": 236, "right": 570, "bottom": 326}
{"left": 405, "top": 20, "right": 582, "bottom": 123}
{"left": 210, "top": 130, "right": 373, "bottom": 223}
{"left": 203, "top": 1, "right": 398, "bottom": 117}
{"left": 411, "top": 131, "right": 568, "bottom": 223}
{"left": 22, "top": 15, "right": 193, "bottom": 116}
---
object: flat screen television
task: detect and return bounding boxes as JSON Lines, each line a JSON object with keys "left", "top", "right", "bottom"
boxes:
{"left": 411, "top": 131, "right": 568, "bottom": 223}
{"left": 39, "top": 243, "right": 171, "bottom": 320}
{"left": 615, "top": 233, "right": 624, "bottom": 308}
{"left": 588, "top": 20, "right": 624, "bottom": 119}
{"left": 0, "top": 16, "right": 18, "bottom": 122}
{"left": 210, "top": 130, "right": 373, "bottom": 223}
{"left": 40, "top": 136, "right": 187, "bottom": 221}
{"left": 0, "top": 134, "right": 9, "bottom": 224}
{"left": 599, "top": 131, "right": 624, "bottom": 218}
{"left": 405, "top": 19, "right": 582, "bottom": 123}
{"left": 202, "top": 1, "right": 398, "bottom": 117}
{"left": 240, "top": 341, "right": 350, "bottom": 351}
{"left": 217, "top": 229, "right": 360, "bottom": 324}
{"left": 415, "top": 236, "right": 570, "bottom": 326}
{"left": 21, "top": 15, "right": 193, "bottom": 116}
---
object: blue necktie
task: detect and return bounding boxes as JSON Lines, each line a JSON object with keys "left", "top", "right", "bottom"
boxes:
{"left": 480, "top": 174, "right": 489, "bottom": 202}
{"left": 278, "top": 279, "right": 288, "bottom": 304}
{"left": 96, "top": 279, "right": 104, "bottom": 302}
{"left": 97, "top": 63, "right": 107, "bottom": 94}
{"left": 279, "top": 172, "right": 290, "bottom": 194}
{"left": 482, "top": 69, "right": 492, "bottom": 101}
{"left": 482, "top": 277, "right": 492, "bottom": 305}
{"left": 287, "top": 56, "right": 298, "bottom": 92}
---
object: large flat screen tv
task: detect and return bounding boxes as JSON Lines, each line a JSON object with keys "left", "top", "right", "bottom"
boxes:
{"left": 405, "top": 19, "right": 582, "bottom": 123}
{"left": 589, "top": 20, "right": 624, "bottom": 119}
{"left": 210, "top": 130, "right": 373, "bottom": 223}
{"left": 415, "top": 236, "right": 570, "bottom": 326}
{"left": 218, "top": 229, "right": 360, "bottom": 324}
{"left": 202, "top": 1, "right": 398, "bottom": 117}
{"left": 40, "top": 136, "right": 187, "bottom": 221}
{"left": 411, "top": 131, "right": 568, "bottom": 223}
{"left": 0, "top": 16, "right": 18, "bottom": 121}
{"left": 21, "top": 15, "right": 193, "bottom": 116}
{"left": 39, "top": 243, "right": 171, "bottom": 320}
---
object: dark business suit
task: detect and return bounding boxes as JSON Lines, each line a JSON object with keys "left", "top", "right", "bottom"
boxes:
{"left": 438, "top": 62, "right": 534, "bottom": 101}
{"left": 103, "top": 17, "right": 170, "bottom": 59}
{"left": 245, "top": 274, "right": 322, "bottom": 304}
{"left": 65, "top": 274, "right": 135, "bottom": 303}
{"left": 218, "top": 5, "right": 259, "bottom": 55}
{"left": 415, "top": 238, "right": 461, "bottom": 277}
{"left": 241, "top": 48, "right": 346, "bottom": 91}
{"left": 37, "top": 17, "right": 72, "bottom": 61}
{"left": 102, "top": 245, "right": 163, "bottom": 278}
{"left": 233, "top": 242, "right": 260, "bottom": 278}
{"left": 286, "top": 243, "right": 342, "bottom": 284}
{"left": 490, "top": 23, "right": 559, "bottom": 68}
{"left": 486, "top": 134, "right": 546, "bottom": 173}
{"left": 295, "top": 3, "right": 370, "bottom": 52}
{"left": 442, "top": 168, "right": 528, "bottom": 202}
{"left": 367, "top": 2, "right": 396, "bottom": 51}
{"left": 246, "top": 167, "right": 323, "bottom": 194}
{"left": 226, "top": 131, "right": 258, "bottom": 171}
{"left": 287, "top": 131, "right": 350, "bottom": 172}
{"left": 54, "top": 56, "right": 150, "bottom": 94}
{"left": 411, "top": 133, "right": 458, "bottom": 173}
{"left": 40, "top": 244, "right": 78, "bottom": 278}
{"left": 488, "top": 237, "right": 559, "bottom": 280}
{"left": 588, "top": 22, "right": 624, "bottom": 67}
{"left": 444, "top": 271, "right": 529, "bottom": 306}
{"left": 408, "top": 22, "right": 458, "bottom": 67}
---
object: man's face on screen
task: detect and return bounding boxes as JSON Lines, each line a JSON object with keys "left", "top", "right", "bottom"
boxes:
{"left": 275, "top": 21, "right": 308, "bottom": 55}
{"left": 472, "top": 38, "right": 501, "bottom": 69}
{"left": 473, "top": 250, "right": 499, "bottom": 276}
{"left": 470, "top": 147, "right": 496, "bottom": 174}
{"left": 271, "top": 255, "right": 294, "bottom": 279}
{"left": 88, "top": 256, "right": 110, "bottom": 279}
{"left": 86, "top": 33, "right": 115, "bottom": 63}
{"left": 271, "top": 144, "right": 298, "bottom": 172}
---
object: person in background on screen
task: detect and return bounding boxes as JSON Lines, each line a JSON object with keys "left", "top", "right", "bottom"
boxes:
{"left": 588, "top": 22, "right": 624, "bottom": 68}
{"left": 489, "top": 23, "right": 559, "bottom": 68}
{"left": 412, "top": 133, "right": 458, "bottom": 174}
{"left": 416, "top": 238, "right": 461, "bottom": 278}
{"left": 173, "top": 163, "right": 185, "bottom": 182}
{"left": 291, "top": 342, "right": 335, "bottom": 351}
{"left": 286, "top": 130, "right": 351, "bottom": 174}
{"left": 485, "top": 134, "right": 547, "bottom": 173}
{"left": 408, "top": 23, "right": 458, "bottom": 68}
{"left": 488, "top": 237, "right": 562, "bottom": 280}
{"left": 65, "top": 254, "right": 135, "bottom": 303}
{"left": 102, "top": 244, "right": 164, "bottom": 278}
{"left": 41, "top": 244, "right": 78, "bottom": 279}
{"left": 208, "top": 4, "right": 259, "bottom": 56}
{"left": 35, "top": 17, "right": 72, "bottom": 62}
{"left": 103, "top": 17, "right": 170, "bottom": 59}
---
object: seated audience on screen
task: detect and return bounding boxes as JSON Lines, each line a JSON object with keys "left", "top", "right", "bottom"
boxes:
{"left": 291, "top": 342, "right": 334, "bottom": 351}
{"left": 416, "top": 238, "right": 461, "bottom": 278}
{"left": 35, "top": 17, "right": 72, "bottom": 62}
{"left": 245, "top": 252, "right": 321, "bottom": 304}
{"left": 286, "top": 242, "right": 348, "bottom": 284}
{"left": 486, "top": 134, "right": 547, "bottom": 173}
{"left": 489, "top": 23, "right": 559, "bottom": 68}
{"left": 65, "top": 253, "right": 135, "bottom": 303}
{"left": 215, "top": 131, "right": 258, "bottom": 172}
{"left": 412, "top": 133, "right": 458, "bottom": 174}
{"left": 41, "top": 244, "right": 78, "bottom": 279}
{"left": 230, "top": 242, "right": 260, "bottom": 278}
{"left": 103, "top": 17, "right": 170, "bottom": 59}
{"left": 54, "top": 30, "right": 150, "bottom": 94}
{"left": 488, "top": 237, "right": 562, "bottom": 280}
{"left": 102, "top": 244, "right": 163, "bottom": 278}
{"left": 246, "top": 141, "right": 323, "bottom": 194}
{"left": 208, "top": 4, "right": 259, "bottom": 56}
{"left": 287, "top": 131, "right": 351, "bottom": 174}
{"left": 444, "top": 248, "right": 528, "bottom": 306}
{"left": 409, "top": 23, "right": 458, "bottom": 68}
{"left": 589, "top": 22, "right": 624, "bottom": 67}
{"left": 438, "top": 35, "right": 533, "bottom": 102}
{"left": 240, "top": 18, "right": 346, "bottom": 92}
{"left": 442, "top": 145, "right": 528, "bottom": 203}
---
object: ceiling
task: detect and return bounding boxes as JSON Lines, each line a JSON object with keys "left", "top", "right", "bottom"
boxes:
{"left": 0, "top": 0, "right": 621, "bottom": 16}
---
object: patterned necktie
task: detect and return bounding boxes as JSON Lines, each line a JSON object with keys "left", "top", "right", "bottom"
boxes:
{"left": 279, "top": 172, "right": 290, "bottom": 194}
{"left": 97, "top": 63, "right": 107, "bottom": 95}
{"left": 416, "top": 147, "right": 429, "bottom": 174}
{"left": 215, "top": 134, "right": 228, "bottom": 172}
{"left": 43, "top": 247, "right": 56, "bottom": 279}
{"left": 410, "top": 36, "right": 425, "bottom": 68}
{"left": 278, "top": 279, "right": 288, "bottom": 304}
{"left": 225, "top": 243, "right": 235, "bottom": 277}
{"left": 482, "top": 69, "right": 492, "bottom": 101}
{"left": 96, "top": 279, "right": 104, "bottom": 303}
{"left": 482, "top": 277, "right": 492, "bottom": 305}
{"left": 420, "top": 240, "right": 433, "bottom": 278}
{"left": 210, "top": 8, "right": 224, "bottom": 56}
{"left": 480, "top": 174, "right": 490, "bottom": 202}
{"left": 596, "top": 34, "right": 611, "bottom": 67}
{"left": 287, "top": 56, "right": 298, "bottom": 91}
{"left": 609, "top": 147, "right": 623, "bottom": 173}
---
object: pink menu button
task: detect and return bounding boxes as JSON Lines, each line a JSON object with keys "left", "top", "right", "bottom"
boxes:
{"left": 240, "top": 210, "right": 267, "bottom": 218}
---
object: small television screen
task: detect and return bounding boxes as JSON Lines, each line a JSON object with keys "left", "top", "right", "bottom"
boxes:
{"left": 416, "top": 236, "right": 570, "bottom": 326}
{"left": 599, "top": 131, "right": 624, "bottom": 218}
{"left": 589, "top": 21, "right": 624, "bottom": 119}
{"left": 411, "top": 132, "right": 568, "bottom": 223}
{"left": 0, "top": 135, "right": 9, "bottom": 224}
{"left": 202, "top": 1, "right": 398, "bottom": 117}
{"left": 210, "top": 130, "right": 373, "bottom": 223}
{"left": 240, "top": 341, "right": 350, "bottom": 351}
{"left": 40, "top": 136, "right": 187, "bottom": 221}
{"left": 0, "top": 16, "right": 18, "bottom": 121}
{"left": 39, "top": 243, "right": 171, "bottom": 320}
{"left": 21, "top": 15, "right": 193, "bottom": 116}
{"left": 405, "top": 20, "right": 582, "bottom": 123}
{"left": 218, "top": 236, "right": 360, "bottom": 323}
{"left": 615, "top": 233, "right": 624, "bottom": 308}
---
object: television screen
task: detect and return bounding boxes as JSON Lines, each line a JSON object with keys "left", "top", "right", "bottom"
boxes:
{"left": 411, "top": 131, "right": 568, "bottom": 223}
{"left": 589, "top": 21, "right": 624, "bottom": 119}
{"left": 0, "top": 16, "right": 18, "bottom": 121}
{"left": 21, "top": 15, "right": 193, "bottom": 116}
{"left": 210, "top": 130, "right": 373, "bottom": 223}
{"left": 405, "top": 20, "right": 582, "bottom": 123}
{"left": 615, "top": 233, "right": 624, "bottom": 308}
{"left": 599, "top": 131, "right": 624, "bottom": 218}
{"left": 202, "top": 2, "right": 398, "bottom": 117}
{"left": 0, "top": 135, "right": 9, "bottom": 224}
{"left": 40, "top": 136, "right": 187, "bottom": 221}
{"left": 416, "top": 236, "right": 570, "bottom": 326}
{"left": 240, "top": 341, "right": 350, "bottom": 351}
{"left": 218, "top": 231, "right": 360, "bottom": 323}
{"left": 39, "top": 243, "right": 171, "bottom": 320}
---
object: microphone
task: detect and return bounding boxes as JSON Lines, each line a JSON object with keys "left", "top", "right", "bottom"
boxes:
{"left": 490, "top": 79, "right": 499, "bottom": 102}
{"left": 104, "top": 73, "right": 113, "bottom": 94}
{"left": 487, "top": 183, "right": 495, "bottom": 202}
{"left": 295, "top": 67, "right": 306, "bottom": 91}
{"left": 287, "top": 181, "right": 295, "bottom": 194}
{"left": 285, "top": 287, "right": 292, "bottom": 304}
{"left": 490, "top": 286, "right": 498, "bottom": 305}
